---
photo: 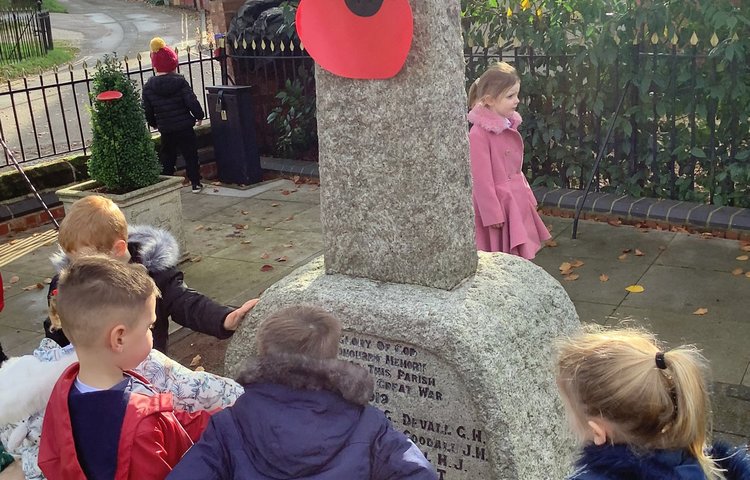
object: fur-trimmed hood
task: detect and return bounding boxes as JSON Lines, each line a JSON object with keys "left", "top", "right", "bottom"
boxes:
{"left": 236, "top": 353, "right": 373, "bottom": 406}
{"left": 468, "top": 104, "right": 522, "bottom": 134}
{"left": 571, "top": 442, "right": 750, "bottom": 480}
{"left": 50, "top": 224, "right": 179, "bottom": 274}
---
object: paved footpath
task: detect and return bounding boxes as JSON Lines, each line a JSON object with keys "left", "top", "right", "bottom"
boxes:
{"left": 1, "top": 180, "right": 747, "bottom": 443}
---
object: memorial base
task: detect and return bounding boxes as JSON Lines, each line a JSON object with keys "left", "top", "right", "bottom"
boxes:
{"left": 226, "top": 252, "right": 580, "bottom": 479}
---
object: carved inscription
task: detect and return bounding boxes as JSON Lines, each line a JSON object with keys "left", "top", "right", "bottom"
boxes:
{"left": 339, "top": 333, "right": 491, "bottom": 479}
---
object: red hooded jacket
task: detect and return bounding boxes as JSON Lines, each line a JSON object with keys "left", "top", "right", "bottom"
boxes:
{"left": 39, "top": 363, "right": 212, "bottom": 480}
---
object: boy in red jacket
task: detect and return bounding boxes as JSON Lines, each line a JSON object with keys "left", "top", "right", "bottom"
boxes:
{"left": 39, "top": 256, "right": 212, "bottom": 480}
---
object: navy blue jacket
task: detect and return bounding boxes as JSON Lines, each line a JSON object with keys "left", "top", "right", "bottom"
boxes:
{"left": 167, "top": 354, "right": 438, "bottom": 480}
{"left": 569, "top": 443, "right": 750, "bottom": 480}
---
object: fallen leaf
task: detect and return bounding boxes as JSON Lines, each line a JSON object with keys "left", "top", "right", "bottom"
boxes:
{"left": 634, "top": 249, "right": 645, "bottom": 256}
{"left": 43, "top": 278, "right": 52, "bottom": 284}
{"left": 241, "top": 210, "right": 249, "bottom": 215}
{"left": 599, "top": 274, "right": 609, "bottom": 282}
{"left": 745, "top": 271, "right": 750, "bottom": 278}
{"left": 232, "top": 223, "right": 248, "bottom": 230}
{"left": 732, "top": 268, "right": 744, "bottom": 276}
{"left": 563, "top": 274, "right": 580, "bottom": 281}
{"left": 692, "top": 308, "right": 708, "bottom": 316}
{"left": 281, "top": 190, "right": 291, "bottom": 195}
{"left": 701, "top": 232, "right": 713, "bottom": 239}
{"left": 625, "top": 285, "right": 645, "bottom": 293}
{"left": 275, "top": 256, "right": 288, "bottom": 262}
{"left": 741, "top": 245, "right": 750, "bottom": 252}
{"left": 194, "top": 366, "right": 205, "bottom": 372}
{"left": 260, "top": 252, "right": 270, "bottom": 259}
{"left": 570, "top": 259, "right": 585, "bottom": 268}
{"left": 608, "top": 219, "right": 622, "bottom": 227}
{"left": 292, "top": 175, "right": 301, "bottom": 184}
{"left": 9, "top": 275, "right": 19, "bottom": 284}
{"left": 618, "top": 253, "right": 628, "bottom": 261}
{"left": 622, "top": 248, "right": 632, "bottom": 254}
{"left": 559, "top": 262, "right": 572, "bottom": 272}
{"left": 260, "top": 264, "right": 274, "bottom": 272}
{"left": 271, "top": 203, "right": 280, "bottom": 207}
{"left": 265, "top": 227, "right": 273, "bottom": 231}
{"left": 191, "top": 256, "right": 202, "bottom": 263}
{"left": 213, "top": 188, "right": 220, "bottom": 193}
{"left": 285, "top": 216, "right": 294, "bottom": 221}
{"left": 204, "top": 226, "right": 213, "bottom": 231}
{"left": 189, "top": 355, "right": 202, "bottom": 367}
{"left": 736, "top": 255, "right": 749, "bottom": 261}
{"left": 545, "top": 239, "right": 558, "bottom": 248}
{"left": 283, "top": 243, "right": 294, "bottom": 248}
{"left": 560, "top": 268, "right": 573, "bottom": 275}
{"left": 241, "top": 240, "right": 252, "bottom": 245}
{"left": 194, "top": 225, "right": 205, "bottom": 231}
{"left": 211, "top": 181, "right": 221, "bottom": 186}
{"left": 22, "top": 283, "right": 44, "bottom": 291}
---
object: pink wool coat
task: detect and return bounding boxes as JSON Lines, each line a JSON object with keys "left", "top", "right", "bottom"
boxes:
{"left": 468, "top": 105, "right": 551, "bottom": 259}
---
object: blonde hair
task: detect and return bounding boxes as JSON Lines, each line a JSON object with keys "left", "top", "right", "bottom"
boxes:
{"left": 256, "top": 305, "right": 342, "bottom": 359}
{"left": 468, "top": 62, "right": 520, "bottom": 109}
{"left": 53, "top": 255, "right": 159, "bottom": 347}
{"left": 555, "top": 326, "right": 723, "bottom": 479}
{"left": 59, "top": 195, "right": 128, "bottom": 255}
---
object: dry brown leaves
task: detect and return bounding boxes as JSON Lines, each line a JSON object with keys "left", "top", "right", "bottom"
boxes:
{"left": 559, "top": 260, "right": 584, "bottom": 280}
{"left": 599, "top": 274, "right": 609, "bottom": 282}
{"left": 9, "top": 276, "right": 19, "bottom": 284}
{"left": 22, "top": 283, "right": 44, "bottom": 291}
{"left": 271, "top": 203, "right": 280, "bottom": 207}
{"left": 545, "top": 239, "right": 558, "bottom": 248}
{"left": 736, "top": 255, "right": 749, "bottom": 261}
{"left": 260, "top": 252, "right": 270, "bottom": 259}
{"left": 189, "top": 354, "right": 202, "bottom": 367}
{"left": 275, "top": 256, "right": 288, "bottom": 262}
{"left": 732, "top": 268, "right": 744, "bottom": 276}
{"left": 692, "top": 308, "right": 708, "bottom": 316}
{"left": 260, "top": 264, "right": 274, "bottom": 272}
{"left": 191, "top": 256, "right": 202, "bottom": 263}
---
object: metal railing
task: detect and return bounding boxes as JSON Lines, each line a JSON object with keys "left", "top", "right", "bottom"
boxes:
{"left": 0, "top": 45, "right": 223, "bottom": 168}
{"left": 0, "top": 5, "right": 52, "bottom": 64}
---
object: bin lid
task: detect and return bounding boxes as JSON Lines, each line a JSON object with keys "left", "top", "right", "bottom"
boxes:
{"left": 206, "top": 85, "right": 255, "bottom": 93}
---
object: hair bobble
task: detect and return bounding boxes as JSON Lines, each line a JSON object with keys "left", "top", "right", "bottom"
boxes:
{"left": 655, "top": 352, "right": 667, "bottom": 369}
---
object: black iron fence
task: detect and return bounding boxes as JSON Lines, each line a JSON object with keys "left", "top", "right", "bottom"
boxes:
{"left": 0, "top": 6, "right": 52, "bottom": 64}
{"left": 0, "top": 45, "right": 223, "bottom": 167}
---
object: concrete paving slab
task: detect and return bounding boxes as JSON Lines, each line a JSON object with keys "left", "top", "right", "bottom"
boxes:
{"left": 656, "top": 232, "right": 749, "bottom": 273}
{"left": 207, "top": 199, "right": 319, "bottom": 229}
{"left": 254, "top": 181, "right": 322, "bottom": 204}
{"left": 180, "top": 192, "right": 246, "bottom": 221}
{"left": 620, "top": 265, "right": 750, "bottom": 320}
{"left": 539, "top": 220, "right": 674, "bottom": 262}
{"left": 533, "top": 255, "right": 650, "bottom": 305}
{"left": 272, "top": 205, "right": 322, "bottom": 233}
{"left": 201, "top": 180, "right": 290, "bottom": 199}
{"left": 0, "top": 269, "right": 51, "bottom": 301}
{"left": 0, "top": 283, "right": 48, "bottom": 333}
{"left": 210, "top": 228, "right": 323, "bottom": 266}
{"left": 574, "top": 301, "right": 617, "bottom": 325}
{"left": 183, "top": 221, "right": 262, "bottom": 259}
{"left": 1, "top": 245, "right": 58, "bottom": 278}
{"left": 540, "top": 215, "right": 573, "bottom": 239}
{"left": 181, "top": 257, "right": 295, "bottom": 306}
{"left": 712, "top": 383, "right": 750, "bottom": 442}
{"left": 0, "top": 329, "right": 43, "bottom": 357}
{"left": 609, "top": 306, "right": 750, "bottom": 385}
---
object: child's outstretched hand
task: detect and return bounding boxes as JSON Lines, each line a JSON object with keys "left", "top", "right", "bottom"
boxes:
{"left": 223, "top": 298, "right": 259, "bottom": 331}
{"left": 490, "top": 223, "right": 504, "bottom": 229}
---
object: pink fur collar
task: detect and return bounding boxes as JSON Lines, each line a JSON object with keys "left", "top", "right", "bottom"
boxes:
{"left": 467, "top": 105, "right": 522, "bottom": 134}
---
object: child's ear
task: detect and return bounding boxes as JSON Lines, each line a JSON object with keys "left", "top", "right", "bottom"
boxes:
{"left": 110, "top": 239, "right": 128, "bottom": 260}
{"left": 109, "top": 325, "right": 127, "bottom": 352}
{"left": 587, "top": 420, "right": 608, "bottom": 446}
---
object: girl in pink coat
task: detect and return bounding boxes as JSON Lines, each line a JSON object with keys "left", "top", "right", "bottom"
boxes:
{"left": 468, "top": 62, "right": 550, "bottom": 259}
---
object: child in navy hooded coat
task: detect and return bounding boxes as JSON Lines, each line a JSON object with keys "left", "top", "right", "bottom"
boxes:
{"left": 167, "top": 305, "right": 438, "bottom": 480}
{"left": 556, "top": 327, "right": 750, "bottom": 480}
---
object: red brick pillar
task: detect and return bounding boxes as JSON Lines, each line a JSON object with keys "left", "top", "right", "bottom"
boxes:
{"left": 208, "top": 0, "right": 246, "bottom": 35}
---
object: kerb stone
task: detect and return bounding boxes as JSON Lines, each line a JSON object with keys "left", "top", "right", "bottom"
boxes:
{"left": 315, "top": 0, "right": 477, "bottom": 290}
{"left": 227, "top": 252, "right": 579, "bottom": 479}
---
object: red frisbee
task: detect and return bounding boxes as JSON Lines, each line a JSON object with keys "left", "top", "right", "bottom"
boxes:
{"left": 96, "top": 90, "right": 123, "bottom": 102}
{"left": 296, "top": 0, "right": 413, "bottom": 80}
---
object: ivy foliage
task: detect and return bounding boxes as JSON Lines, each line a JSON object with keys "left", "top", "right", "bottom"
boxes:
{"left": 463, "top": 0, "right": 750, "bottom": 207}
{"left": 88, "top": 54, "right": 161, "bottom": 194}
{"left": 266, "top": 65, "right": 317, "bottom": 159}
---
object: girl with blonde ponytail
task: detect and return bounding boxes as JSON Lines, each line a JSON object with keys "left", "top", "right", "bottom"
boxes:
{"left": 555, "top": 326, "right": 750, "bottom": 480}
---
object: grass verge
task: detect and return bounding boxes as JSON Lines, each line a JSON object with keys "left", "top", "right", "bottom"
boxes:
{"left": 0, "top": 0, "right": 67, "bottom": 12}
{"left": 0, "top": 41, "right": 77, "bottom": 82}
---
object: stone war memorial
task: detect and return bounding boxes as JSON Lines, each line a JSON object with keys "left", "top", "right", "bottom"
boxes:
{"left": 226, "top": 1, "right": 580, "bottom": 478}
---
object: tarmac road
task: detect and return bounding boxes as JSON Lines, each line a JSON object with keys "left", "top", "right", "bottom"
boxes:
{"left": 0, "top": 0, "right": 212, "bottom": 171}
